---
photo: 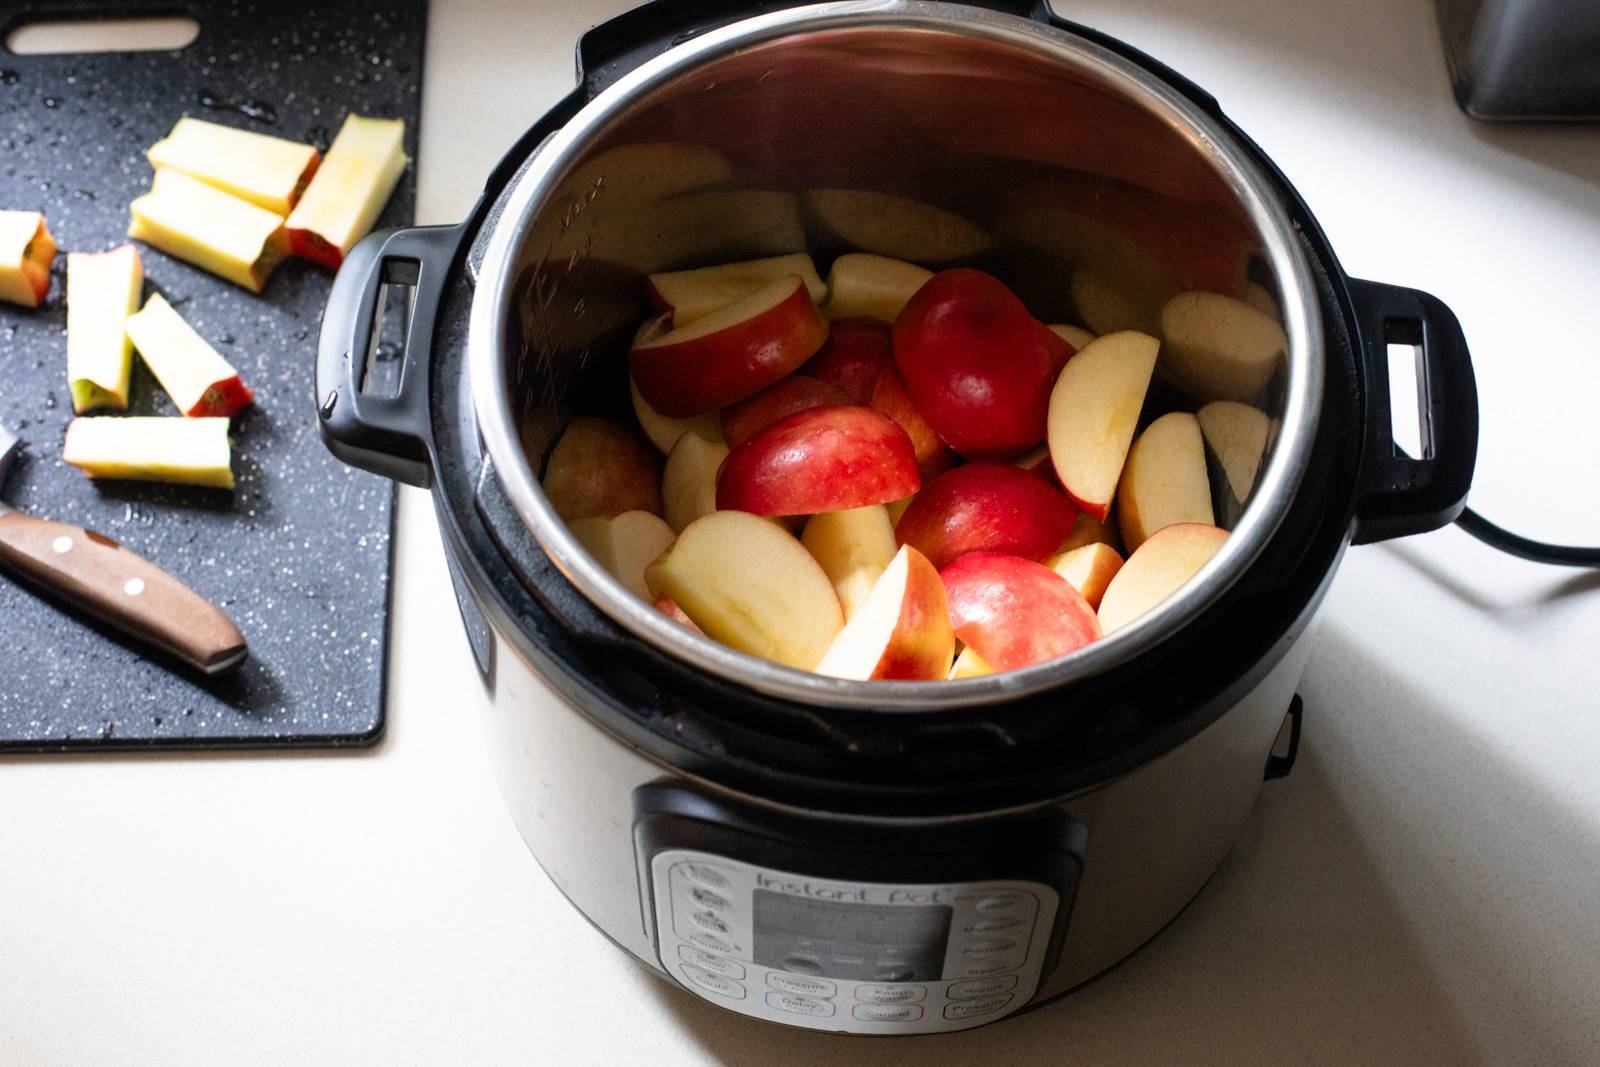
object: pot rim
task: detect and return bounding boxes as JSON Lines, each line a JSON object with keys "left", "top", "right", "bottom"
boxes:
{"left": 467, "top": 0, "right": 1326, "bottom": 711}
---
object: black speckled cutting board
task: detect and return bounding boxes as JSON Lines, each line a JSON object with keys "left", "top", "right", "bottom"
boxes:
{"left": 0, "top": 0, "right": 426, "bottom": 750}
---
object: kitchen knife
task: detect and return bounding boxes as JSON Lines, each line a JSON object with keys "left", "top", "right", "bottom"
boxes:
{"left": 0, "top": 423, "right": 248, "bottom": 675}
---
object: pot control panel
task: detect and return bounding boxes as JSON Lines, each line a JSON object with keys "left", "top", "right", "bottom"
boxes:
{"left": 649, "top": 848, "right": 1060, "bottom": 1034}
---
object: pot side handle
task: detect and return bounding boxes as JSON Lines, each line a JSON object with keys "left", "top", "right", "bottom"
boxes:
{"left": 316, "top": 224, "right": 468, "bottom": 489}
{"left": 1345, "top": 277, "right": 1480, "bottom": 545}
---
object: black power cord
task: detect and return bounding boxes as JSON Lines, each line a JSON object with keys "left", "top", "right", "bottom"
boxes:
{"left": 1455, "top": 508, "right": 1600, "bottom": 567}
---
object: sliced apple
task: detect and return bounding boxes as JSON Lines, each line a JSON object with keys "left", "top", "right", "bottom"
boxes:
{"left": 1159, "top": 291, "right": 1287, "bottom": 403}
{"left": 647, "top": 253, "right": 826, "bottom": 327}
{"left": 1197, "top": 400, "right": 1272, "bottom": 512}
{"left": 721, "top": 375, "right": 852, "bottom": 448}
{"left": 802, "top": 189, "right": 994, "bottom": 264}
{"left": 630, "top": 274, "right": 829, "bottom": 417}
{"left": 123, "top": 293, "right": 254, "bottom": 418}
{"left": 644, "top": 510, "right": 844, "bottom": 670}
{"left": 1047, "top": 324, "right": 1096, "bottom": 351}
{"left": 1047, "top": 330, "right": 1160, "bottom": 522}
{"left": 1117, "top": 412, "right": 1214, "bottom": 552}
{"left": 629, "top": 374, "right": 722, "bottom": 455}
{"left": 653, "top": 593, "right": 704, "bottom": 634}
{"left": 283, "top": 114, "right": 407, "bottom": 269}
{"left": 1240, "top": 280, "right": 1278, "bottom": 319}
{"left": 0, "top": 210, "right": 56, "bottom": 308}
{"left": 66, "top": 245, "right": 144, "bottom": 412}
{"left": 541, "top": 417, "right": 662, "bottom": 522}
{"left": 940, "top": 551, "right": 1101, "bottom": 672}
{"left": 661, "top": 433, "right": 730, "bottom": 533}
{"left": 801, "top": 316, "right": 892, "bottom": 403}
{"left": 147, "top": 116, "right": 321, "bottom": 215}
{"left": 717, "top": 405, "right": 920, "bottom": 517}
{"left": 1057, "top": 509, "right": 1120, "bottom": 554}
{"left": 129, "top": 169, "right": 289, "bottom": 292}
{"left": 815, "top": 545, "right": 953, "bottom": 681}
{"left": 821, "top": 253, "right": 933, "bottom": 322}
{"left": 894, "top": 463, "right": 1078, "bottom": 570}
{"left": 801, "top": 504, "right": 897, "bottom": 620}
{"left": 1046, "top": 542, "right": 1124, "bottom": 610}
{"left": 1097, "top": 523, "right": 1229, "bottom": 634}
{"left": 63, "top": 416, "right": 234, "bottom": 489}
{"left": 886, "top": 494, "right": 915, "bottom": 527}
{"left": 948, "top": 646, "right": 993, "bottom": 679}
{"left": 869, "top": 363, "right": 958, "bottom": 479}
{"left": 567, "top": 510, "right": 676, "bottom": 602}
{"left": 1071, "top": 269, "right": 1159, "bottom": 337}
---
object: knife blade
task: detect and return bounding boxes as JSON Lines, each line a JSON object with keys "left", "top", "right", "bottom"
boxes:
{"left": 0, "top": 424, "right": 248, "bottom": 675}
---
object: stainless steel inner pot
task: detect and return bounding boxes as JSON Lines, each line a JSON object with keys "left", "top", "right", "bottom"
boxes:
{"left": 468, "top": 0, "right": 1325, "bottom": 709}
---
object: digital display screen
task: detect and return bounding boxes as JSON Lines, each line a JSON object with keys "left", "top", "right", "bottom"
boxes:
{"left": 751, "top": 890, "right": 952, "bottom": 981}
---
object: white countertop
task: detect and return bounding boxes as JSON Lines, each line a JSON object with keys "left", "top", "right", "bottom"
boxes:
{"left": 4, "top": 0, "right": 1599, "bottom": 1063}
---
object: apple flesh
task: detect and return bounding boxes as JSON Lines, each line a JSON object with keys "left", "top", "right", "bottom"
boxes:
{"left": 1057, "top": 509, "right": 1120, "bottom": 554}
{"left": 1197, "top": 400, "right": 1272, "bottom": 525}
{"left": 821, "top": 253, "right": 933, "bottom": 322}
{"left": 1047, "top": 323, "right": 1096, "bottom": 351}
{"left": 567, "top": 510, "right": 676, "bottom": 602}
{"left": 63, "top": 416, "right": 235, "bottom": 489}
{"left": 661, "top": 433, "right": 730, "bottom": 533}
{"left": 801, "top": 504, "right": 897, "bottom": 620}
{"left": 1097, "top": 523, "right": 1229, "bottom": 634}
{"left": 800, "top": 317, "right": 891, "bottom": 403}
{"left": 717, "top": 405, "right": 920, "bottom": 517}
{"left": 541, "top": 417, "right": 662, "bottom": 521}
{"left": 893, "top": 268, "right": 1068, "bottom": 459}
{"left": 940, "top": 551, "right": 1101, "bottom": 672}
{"left": 1117, "top": 411, "right": 1215, "bottom": 552}
{"left": 802, "top": 189, "right": 995, "bottom": 264}
{"left": 948, "top": 646, "right": 993, "bottom": 679}
{"left": 129, "top": 169, "right": 289, "bottom": 292}
{"left": 0, "top": 210, "right": 56, "bottom": 308}
{"left": 645, "top": 510, "right": 844, "bottom": 670}
{"left": 647, "top": 253, "right": 826, "bottom": 328}
{"left": 1047, "top": 330, "right": 1160, "bottom": 521}
{"left": 721, "top": 375, "right": 852, "bottom": 448}
{"left": 869, "top": 362, "right": 958, "bottom": 479}
{"left": 629, "top": 373, "right": 722, "bottom": 455}
{"left": 283, "top": 114, "right": 407, "bottom": 269}
{"left": 123, "top": 293, "right": 254, "bottom": 419}
{"left": 630, "top": 274, "right": 829, "bottom": 417}
{"left": 653, "top": 593, "right": 703, "bottom": 634}
{"left": 1159, "top": 290, "right": 1288, "bottom": 403}
{"left": 147, "top": 116, "right": 321, "bottom": 216}
{"left": 66, "top": 245, "right": 144, "bottom": 412}
{"left": 815, "top": 545, "right": 953, "bottom": 681}
{"left": 1046, "top": 542, "right": 1123, "bottom": 610}
{"left": 894, "top": 463, "right": 1078, "bottom": 570}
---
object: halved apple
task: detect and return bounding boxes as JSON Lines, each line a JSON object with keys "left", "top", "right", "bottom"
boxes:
{"left": 63, "top": 416, "right": 234, "bottom": 489}
{"left": 541, "top": 417, "right": 662, "bottom": 521}
{"left": 284, "top": 114, "right": 407, "bottom": 269}
{"left": 661, "top": 433, "right": 730, "bottom": 533}
{"left": 802, "top": 189, "right": 994, "bottom": 264}
{"left": 0, "top": 210, "right": 56, "bottom": 308}
{"left": 1197, "top": 400, "right": 1272, "bottom": 525}
{"left": 629, "top": 374, "right": 722, "bottom": 455}
{"left": 801, "top": 504, "right": 897, "bottom": 620}
{"left": 129, "top": 169, "right": 289, "bottom": 292}
{"left": 66, "top": 245, "right": 144, "bottom": 412}
{"left": 1047, "top": 324, "right": 1096, "bottom": 351}
{"left": 1159, "top": 290, "right": 1287, "bottom": 402}
{"left": 1046, "top": 542, "right": 1124, "bottom": 610}
{"left": 1097, "top": 523, "right": 1228, "bottom": 634}
{"left": 821, "top": 253, "right": 933, "bottom": 322}
{"left": 123, "top": 293, "right": 254, "bottom": 418}
{"left": 721, "top": 375, "right": 852, "bottom": 448}
{"left": 940, "top": 551, "right": 1101, "bottom": 672}
{"left": 717, "top": 405, "right": 920, "bottom": 517}
{"left": 1117, "top": 411, "right": 1214, "bottom": 552}
{"left": 948, "top": 646, "right": 993, "bottom": 679}
{"left": 894, "top": 463, "right": 1078, "bottom": 570}
{"left": 568, "top": 510, "right": 676, "bottom": 602}
{"left": 801, "top": 316, "right": 891, "bottom": 403}
{"left": 629, "top": 274, "right": 828, "bottom": 417}
{"left": 815, "top": 545, "right": 953, "bottom": 680}
{"left": 147, "top": 116, "right": 321, "bottom": 215}
{"left": 1047, "top": 330, "right": 1160, "bottom": 522}
{"left": 647, "top": 253, "right": 826, "bottom": 328}
{"left": 644, "top": 510, "right": 844, "bottom": 670}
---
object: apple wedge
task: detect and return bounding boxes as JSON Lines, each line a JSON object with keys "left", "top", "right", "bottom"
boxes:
{"left": 802, "top": 189, "right": 995, "bottom": 264}
{"left": 647, "top": 253, "right": 826, "bottom": 328}
{"left": 1159, "top": 290, "right": 1288, "bottom": 402}
{"left": 0, "top": 210, "right": 56, "bottom": 308}
{"left": 629, "top": 374, "right": 722, "bottom": 455}
{"left": 661, "top": 433, "right": 730, "bottom": 533}
{"left": 629, "top": 274, "right": 828, "bottom": 417}
{"left": 1097, "top": 523, "right": 1228, "bottom": 634}
{"left": 541, "top": 417, "right": 662, "bottom": 522}
{"left": 821, "top": 253, "right": 933, "bottom": 322}
{"left": 886, "top": 494, "right": 916, "bottom": 527}
{"left": 941, "top": 551, "right": 1101, "bottom": 672}
{"left": 147, "top": 116, "right": 321, "bottom": 215}
{"left": 801, "top": 316, "right": 892, "bottom": 403}
{"left": 801, "top": 504, "right": 897, "bottom": 620}
{"left": 1057, "top": 509, "right": 1120, "bottom": 554}
{"left": 567, "top": 510, "right": 676, "bottom": 602}
{"left": 716, "top": 405, "right": 920, "bottom": 517}
{"left": 948, "top": 646, "right": 993, "bottom": 679}
{"left": 1047, "top": 324, "right": 1096, "bottom": 351}
{"left": 283, "top": 114, "right": 407, "bottom": 269}
{"left": 894, "top": 463, "right": 1078, "bottom": 570}
{"left": 653, "top": 593, "right": 704, "bottom": 634}
{"left": 1071, "top": 269, "right": 1160, "bottom": 337}
{"left": 1046, "top": 542, "right": 1123, "bottom": 610}
{"left": 869, "top": 363, "right": 958, "bottom": 480}
{"left": 63, "top": 416, "right": 234, "bottom": 489}
{"left": 1047, "top": 330, "right": 1160, "bottom": 522}
{"left": 1197, "top": 400, "right": 1272, "bottom": 524}
{"left": 123, "top": 293, "right": 254, "bottom": 419}
{"left": 66, "top": 245, "right": 144, "bottom": 412}
{"left": 644, "top": 510, "right": 844, "bottom": 670}
{"left": 815, "top": 545, "right": 953, "bottom": 681}
{"left": 1117, "top": 412, "right": 1214, "bottom": 552}
{"left": 721, "top": 375, "right": 852, "bottom": 448}
{"left": 129, "top": 169, "right": 289, "bottom": 292}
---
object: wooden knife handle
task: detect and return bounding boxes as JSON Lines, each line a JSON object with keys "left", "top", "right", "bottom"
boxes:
{"left": 0, "top": 511, "right": 248, "bottom": 675}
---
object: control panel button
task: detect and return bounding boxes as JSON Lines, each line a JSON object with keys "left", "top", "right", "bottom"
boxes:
{"left": 854, "top": 983, "right": 926, "bottom": 1004}
{"left": 780, "top": 955, "right": 824, "bottom": 976}
{"left": 681, "top": 964, "right": 746, "bottom": 1000}
{"left": 943, "top": 993, "right": 1014, "bottom": 1020}
{"left": 947, "top": 975, "right": 1018, "bottom": 999}
{"left": 766, "top": 973, "right": 836, "bottom": 998}
{"left": 972, "top": 895, "right": 1029, "bottom": 916}
{"left": 686, "top": 933, "right": 734, "bottom": 955}
{"left": 690, "top": 910, "right": 732, "bottom": 936}
{"left": 852, "top": 1002, "right": 925, "bottom": 1023}
{"left": 765, "top": 992, "right": 836, "bottom": 1017}
{"left": 962, "top": 916, "right": 1028, "bottom": 935}
{"left": 963, "top": 939, "right": 1019, "bottom": 957}
{"left": 678, "top": 945, "right": 745, "bottom": 979}
{"left": 688, "top": 886, "right": 731, "bottom": 910}
{"left": 683, "top": 864, "right": 731, "bottom": 890}
{"left": 957, "top": 959, "right": 1014, "bottom": 979}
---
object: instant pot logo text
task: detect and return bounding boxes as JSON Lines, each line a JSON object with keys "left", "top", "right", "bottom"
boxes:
{"left": 755, "top": 873, "right": 954, "bottom": 905}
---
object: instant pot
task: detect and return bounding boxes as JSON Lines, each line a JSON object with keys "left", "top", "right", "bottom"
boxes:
{"left": 316, "top": 0, "right": 1479, "bottom": 1034}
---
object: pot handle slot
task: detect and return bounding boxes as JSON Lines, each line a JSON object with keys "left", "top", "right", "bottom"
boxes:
{"left": 1346, "top": 277, "right": 1479, "bottom": 545}
{"left": 316, "top": 224, "right": 468, "bottom": 489}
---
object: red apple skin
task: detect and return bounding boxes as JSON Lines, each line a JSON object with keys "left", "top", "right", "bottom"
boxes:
{"left": 869, "top": 362, "right": 959, "bottom": 480}
{"left": 892, "top": 269, "right": 1066, "bottom": 460}
{"left": 894, "top": 463, "right": 1078, "bottom": 570}
{"left": 721, "top": 375, "right": 853, "bottom": 447}
{"left": 873, "top": 547, "right": 954, "bottom": 681}
{"left": 190, "top": 376, "right": 255, "bottom": 419}
{"left": 800, "top": 318, "right": 892, "bottom": 403}
{"left": 716, "top": 405, "right": 921, "bottom": 516}
{"left": 940, "top": 551, "right": 1101, "bottom": 672}
{"left": 629, "top": 279, "right": 829, "bottom": 417}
